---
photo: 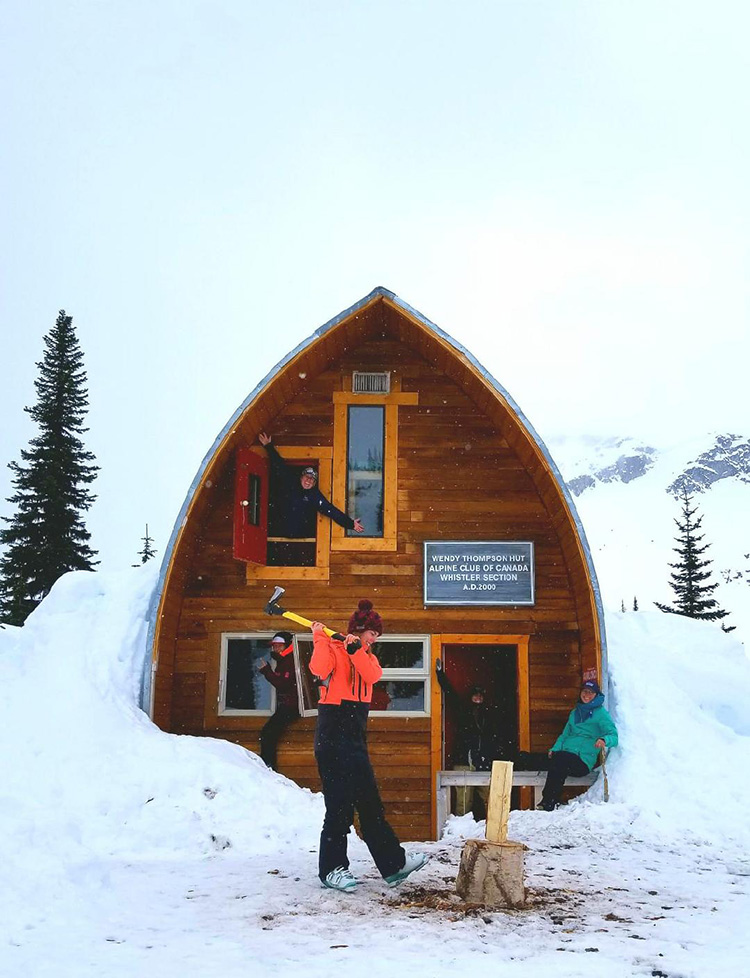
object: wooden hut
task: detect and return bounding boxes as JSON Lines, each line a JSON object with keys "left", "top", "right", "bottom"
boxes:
{"left": 145, "top": 287, "right": 607, "bottom": 841}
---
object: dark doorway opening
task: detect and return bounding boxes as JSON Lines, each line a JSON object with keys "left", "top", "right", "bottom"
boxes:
{"left": 441, "top": 644, "right": 519, "bottom": 817}
{"left": 267, "top": 460, "right": 317, "bottom": 567}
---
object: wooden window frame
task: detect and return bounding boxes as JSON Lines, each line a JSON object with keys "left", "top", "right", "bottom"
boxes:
{"left": 331, "top": 391, "right": 418, "bottom": 552}
{"left": 245, "top": 445, "right": 333, "bottom": 582}
{"left": 217, "top": 632, "right": 278, "bottom": 717}
{"left": 429, "top": 633, "right": 531, "bottom": 838}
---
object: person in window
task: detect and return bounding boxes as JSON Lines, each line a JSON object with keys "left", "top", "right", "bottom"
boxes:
{"left": 309, "top": 599, "right": 428, "bottom": 892}
{"left": 538, "top": 679, "right": 618, "bottom": 811}
{"left": 435, "top": 658, "right": 513, "bottom": 819}
{"left": 257, "top": 631, "right": 299, "bottom": 771}
{"left": 258, "top": 432, "right": 364, "bottom": 537}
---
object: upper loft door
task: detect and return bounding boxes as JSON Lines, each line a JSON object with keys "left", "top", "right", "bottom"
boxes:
{"left": 233, "top": 447, "right": 269, "bottom": 564}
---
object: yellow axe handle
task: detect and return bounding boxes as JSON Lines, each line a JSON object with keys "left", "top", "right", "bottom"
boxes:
{"left": 280, "top": 610, "right": 340, "bottom": 639}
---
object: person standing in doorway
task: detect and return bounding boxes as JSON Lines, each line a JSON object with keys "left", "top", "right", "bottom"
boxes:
{"left": 309, "top": 599, "right": 428, "bottom": 892}
{"left": 538, "top": 679, "right": 618, "bottom": 811}
{"left": 435, "top": 659, "right": 511, "bottom": 819}
{"left": 257, "top": 631, "right": 299, "bottom": 771}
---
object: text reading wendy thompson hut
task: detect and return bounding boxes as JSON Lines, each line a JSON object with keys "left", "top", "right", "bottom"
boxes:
{"left": 144, "top": 287, "right": 608, "bottom": 842}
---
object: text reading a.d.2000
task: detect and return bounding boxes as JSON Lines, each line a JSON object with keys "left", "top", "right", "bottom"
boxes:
{"left": 423, "top": 541, "right": 535, "bottom": 606}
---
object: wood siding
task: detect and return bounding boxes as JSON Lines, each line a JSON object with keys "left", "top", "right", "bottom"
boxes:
{"left": 153, "top": 296, "right": 598, "bottom": 841}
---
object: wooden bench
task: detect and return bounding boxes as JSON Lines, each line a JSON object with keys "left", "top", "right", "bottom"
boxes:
{"left": 436, "top": 768, "right": 599, "bottom": 837}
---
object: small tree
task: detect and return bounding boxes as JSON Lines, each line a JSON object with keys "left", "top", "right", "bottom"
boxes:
{"left": 633, "top": 596, "right": 639, "bottom": 611}
{"left": 0, "top": 310, "right": 98, "bottom": 624}
{"left": 654, "top": 488, "right": 730, "bottom": 624}
{"left": 134, "top": 524, "right": 157, "bottom": 565}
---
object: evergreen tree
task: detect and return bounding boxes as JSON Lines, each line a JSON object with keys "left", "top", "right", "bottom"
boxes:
{"left": 620, "top": 599, "right": 626, "bottom": 612}
{"left": 134, "top": 524, "right": 157, "bottom": 565}
{"left": 633, "top": 596, "right": 639, "bottom": 611}
{"left": 0, "top": 310, "right": 98, "bottom": 624}
{"left": 654, "top": 488, "right": 730, "bottom": 624}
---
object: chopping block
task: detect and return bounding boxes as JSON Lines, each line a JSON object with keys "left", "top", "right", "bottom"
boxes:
{"left": 455, "top": 760, "right": 527, "bottom": 908}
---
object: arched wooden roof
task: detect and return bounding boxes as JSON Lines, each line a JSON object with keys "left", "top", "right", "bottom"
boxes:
{"left": 143, "top": 287, "right": 607, "bottom": 711}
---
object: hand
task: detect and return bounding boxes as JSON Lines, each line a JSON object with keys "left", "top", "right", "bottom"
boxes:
{"left": 548, "top": 750, "right": 554, "bottom": 758}
{"left": 345, "top": 633, "right": 362, "bottom": 653}
{"left": 310, "top": 621, "right": 326, "bottom": 635}
{"left": 353, "top": 518, "right": 364, "bottom": 533}
{"left": 435, "top": 658, "right": 443, "bottom": 672}
{"left": 257, "top": 659, "right": 270, "bottom": 671}
{"left": 259, "top": 431, "right": 271, "bottom": 446}
{"left": 595, "top": 739, "right": 606, "bottom": 750}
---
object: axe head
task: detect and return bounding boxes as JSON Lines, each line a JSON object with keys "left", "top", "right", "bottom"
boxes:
{"left": 264, "top": 585, "right": 287, "bottom": 616}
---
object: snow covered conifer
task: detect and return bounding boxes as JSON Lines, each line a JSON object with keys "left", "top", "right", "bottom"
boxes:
{"left": 135, "top": 524, "right": 157, "bottom": 565}
{"left": 0, "top": 310, "right": 99, "bottom": 624}
{"left": 654, "top": 488, "right": 730, "bottom": 624}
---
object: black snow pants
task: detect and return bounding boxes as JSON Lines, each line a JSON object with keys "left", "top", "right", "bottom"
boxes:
{"left": 540, "top": 750, "right": 590, "bottom": 809}
{"left": 260, "top": 704, "right": 298, "bottom": 771}
{"left": 314, "top": 702, "right": 405, "bottom": 882}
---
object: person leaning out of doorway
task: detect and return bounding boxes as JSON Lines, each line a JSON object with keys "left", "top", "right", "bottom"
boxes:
{"left": 309, "top": 599, "right": 428, "bottom": 892}
{"left": 435, "top": 658, "right": 512, "bottom": 820}
{"left": 538, "top": 678, "right": 618, "bottom": 812}
{"left": 258, "top": 432, "right": 365, "bottom": 536}
{"left": 257, "top": 631, "right": 299, "bottom": 771}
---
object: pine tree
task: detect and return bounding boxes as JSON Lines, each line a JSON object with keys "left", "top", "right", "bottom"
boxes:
{"left": 134, "top": 524, "right": 157, "bottom": 565}
{"left": 654, "top": 488, "right": 730, "bottom": 624}
{"left": 633, "top": 596, "right": 639, "bottom": 611}
{"left": 0, "top": 310, "right": 98, "bottom": 624}
{"left": 620, "top": 599, "right": 626, "bottom": 612}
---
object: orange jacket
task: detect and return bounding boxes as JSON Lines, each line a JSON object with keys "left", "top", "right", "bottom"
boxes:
{"left": 309, "top": 632, "right": 383, "bottom": 705}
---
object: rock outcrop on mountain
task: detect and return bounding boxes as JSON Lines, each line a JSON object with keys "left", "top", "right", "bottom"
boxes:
{"left": 667, "top": 435, "right": 750, "bottom": 496}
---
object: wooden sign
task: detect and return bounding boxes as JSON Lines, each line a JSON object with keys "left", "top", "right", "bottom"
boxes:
{"left": 423, "top": 541, "right": 535, "bottom": 606}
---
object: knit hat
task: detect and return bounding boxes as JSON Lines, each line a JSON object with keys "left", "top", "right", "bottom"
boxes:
{"left": 271, "top": 631, "right": 293, "bottom": 646}
{"left": 347, "top": 599, "right": 383, "bottom": 636}
{"left": 581, "top": 679, "right": 601, "bottom": 695}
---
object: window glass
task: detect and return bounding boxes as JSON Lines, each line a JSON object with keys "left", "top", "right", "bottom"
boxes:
{"left": 224, "top": 638, "right": 273, "bottom": 712}
{"left": 294, "top": 635, "right": 319, "bottom": 714}
{"left": 346, "top": 405, "right": 384, "bottom": 537}
{"left": 371, "top": 680, "right": 425, "bottom": 713}
{"left": 373, "top": 639, "right": 425, "bottom": 670}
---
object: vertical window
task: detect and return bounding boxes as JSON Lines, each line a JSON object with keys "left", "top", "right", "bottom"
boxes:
{"left": 247, "top": 474, "right": 261, "bottom": 526}
{"left": 346, "top": 405, "right": 384, "bottom": 538}
{"left": 219, "top": 635, "right": 275, "bottom": 715}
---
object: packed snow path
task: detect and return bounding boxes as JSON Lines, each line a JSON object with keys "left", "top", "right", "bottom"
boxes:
{"left": 6, "top": 813, "right": 750, "bottom": 978}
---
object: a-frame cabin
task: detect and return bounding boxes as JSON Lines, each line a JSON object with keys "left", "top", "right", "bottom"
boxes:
{"left": 146, "top": 287, "right": 606, "bottom": 841}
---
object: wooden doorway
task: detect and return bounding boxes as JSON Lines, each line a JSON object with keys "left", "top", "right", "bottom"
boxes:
{"left": 429, "top": 634, "right": 530, "bottom": 838}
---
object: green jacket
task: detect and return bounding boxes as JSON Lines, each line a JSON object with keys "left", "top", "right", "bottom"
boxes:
{"left": 551, "top": 703, "right": 618, "bottom": 771}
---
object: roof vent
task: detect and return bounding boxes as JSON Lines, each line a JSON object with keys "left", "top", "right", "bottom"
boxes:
{"left": 352, "top": 371, "right": 390, "bottom": 394}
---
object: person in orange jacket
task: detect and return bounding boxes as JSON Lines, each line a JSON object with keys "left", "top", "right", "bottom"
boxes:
{"left": 309, "top": 599, "right": 428, "bottom": 892}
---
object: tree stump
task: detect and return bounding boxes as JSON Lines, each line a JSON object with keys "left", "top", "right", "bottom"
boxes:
{"left": 455, "top": 838, "right": 527, "bottom": 908}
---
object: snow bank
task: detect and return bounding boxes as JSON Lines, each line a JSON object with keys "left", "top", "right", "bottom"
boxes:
{"left": 0, "top": 568, "right": 321, "bottom": 929}
{"left": 533, "top": 611, "right": 750, "bottom": 851}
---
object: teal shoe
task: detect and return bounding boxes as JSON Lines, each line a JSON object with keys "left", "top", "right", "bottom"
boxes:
{"left": 322, "top": 866, "right": 358, "bottom": 892}
{"left": 384, "top": 851, "right": 429, "bottom": 888}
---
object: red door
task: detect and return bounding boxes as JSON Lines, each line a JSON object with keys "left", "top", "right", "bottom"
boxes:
{"left": 233, "top": 448, "right": 269, "bottom": 564}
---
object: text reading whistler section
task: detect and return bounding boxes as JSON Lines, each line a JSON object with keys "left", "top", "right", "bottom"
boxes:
{"left": 423, "top": 541, "right": 535, "bottom": 606}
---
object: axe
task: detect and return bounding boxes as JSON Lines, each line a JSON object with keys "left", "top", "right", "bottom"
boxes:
{"left": 263, "top": 586, "right": 361, "bottom": 650}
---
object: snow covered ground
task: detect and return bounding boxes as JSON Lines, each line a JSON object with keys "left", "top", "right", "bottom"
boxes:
{"left": 2, "top": 568, "right": 750, "bottom": 977}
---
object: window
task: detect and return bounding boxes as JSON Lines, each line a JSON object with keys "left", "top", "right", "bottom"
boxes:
{"left": 331, "top": 389, "right": 417, "bottom": 552}
{"left": 346, "top": 405, "right": 384, "bottom": 538}
{"left": 241, "top": 446, "right": 334, "bottom": 582}
{"left": 218, "top": 634, "right": 277, "bottom": 716}
{"left": 294, "top": 634, "right": 430, "bottom": 718}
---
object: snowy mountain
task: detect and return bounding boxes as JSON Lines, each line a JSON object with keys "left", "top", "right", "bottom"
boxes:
{"left": 549, "top": 431, "right": 750, "bottom": 646}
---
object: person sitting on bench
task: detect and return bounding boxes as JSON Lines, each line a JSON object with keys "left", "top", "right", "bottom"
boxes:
{"left": 538, "top": 678, "right": 618, "bottom": 811}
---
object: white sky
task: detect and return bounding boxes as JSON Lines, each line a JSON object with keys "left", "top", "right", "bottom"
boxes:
{"left": 1, "top": 1, "right": 748, "bottom": 570}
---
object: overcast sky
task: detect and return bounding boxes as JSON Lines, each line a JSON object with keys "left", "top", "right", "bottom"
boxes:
{"left": 2, "top": 1, "right": 748, "bottom": 570}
